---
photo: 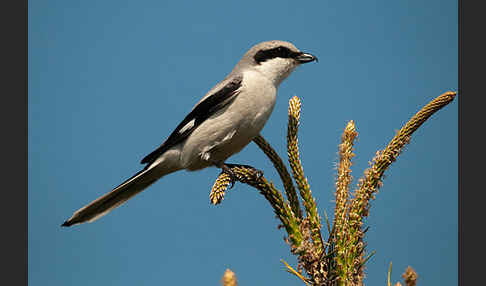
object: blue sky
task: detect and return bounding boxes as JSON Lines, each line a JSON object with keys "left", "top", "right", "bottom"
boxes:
{"left": 29, "top": 1, "right": 457, "bottom": 285}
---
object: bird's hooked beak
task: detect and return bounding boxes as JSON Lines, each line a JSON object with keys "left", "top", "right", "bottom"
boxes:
{"left": 295, "top": 52, "right": 318, "bottom": 64}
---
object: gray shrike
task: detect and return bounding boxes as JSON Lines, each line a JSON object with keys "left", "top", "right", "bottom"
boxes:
{"left": 62, "top": 40, "right": 317, "bottom": 227}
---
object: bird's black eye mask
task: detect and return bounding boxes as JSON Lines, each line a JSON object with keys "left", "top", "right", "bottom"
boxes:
{"left": 254, "top": 46, "right": 300, "bottom": 64}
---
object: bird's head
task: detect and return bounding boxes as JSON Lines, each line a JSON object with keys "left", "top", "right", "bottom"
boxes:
{"left": 237, "top": 40, "right": 318, "bottom": 86}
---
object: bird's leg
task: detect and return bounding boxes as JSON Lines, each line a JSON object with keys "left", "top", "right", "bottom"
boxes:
{"left": 217, "top": 162, "right": 264, "bottom": 189}
{"left": 220, "top": 163, "right": 238, "bottom": 189}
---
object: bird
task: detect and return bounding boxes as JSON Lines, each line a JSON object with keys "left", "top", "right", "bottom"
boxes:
{"left": 62, "top": 40, "right": 317, "bottom": 227}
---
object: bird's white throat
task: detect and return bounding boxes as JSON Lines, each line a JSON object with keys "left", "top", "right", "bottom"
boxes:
{"left": 253, "top": 57, "right": 299, "bottom": 87}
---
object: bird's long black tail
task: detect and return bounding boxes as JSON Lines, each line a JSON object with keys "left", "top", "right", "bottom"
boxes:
{"left": 62, "top": 168, "right": 158, "bottom": 227}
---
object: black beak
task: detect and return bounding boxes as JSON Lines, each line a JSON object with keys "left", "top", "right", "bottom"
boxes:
{"left": 295, "top": 52, "right": 318, "bottom": 64}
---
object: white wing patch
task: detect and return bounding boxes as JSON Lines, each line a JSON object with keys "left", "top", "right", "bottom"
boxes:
{"left": 178, "top": 119, "right": 195, "bottom": 134}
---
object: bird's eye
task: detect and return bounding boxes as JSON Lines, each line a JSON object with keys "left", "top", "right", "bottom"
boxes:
{"left": 275, "top": 47, "right": 290, "bottom": 57}
{"left": 254, "top": 46, "right": 292, "bottom": 64}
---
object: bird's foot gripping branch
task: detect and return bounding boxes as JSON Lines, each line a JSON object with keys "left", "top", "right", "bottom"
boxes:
{"left": 211, "top": 92, "right": 456, "bottom": 286}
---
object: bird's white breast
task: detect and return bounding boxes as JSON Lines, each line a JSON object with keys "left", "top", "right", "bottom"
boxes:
{"left": 180, "top": 70, "right": 277, "bottom": 170}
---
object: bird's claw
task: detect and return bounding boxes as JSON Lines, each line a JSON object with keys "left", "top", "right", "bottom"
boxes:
{"left": 254, "top": 169, "right": 264, "bottom": 180}
{"left": 233, "top": 164, "right": 263, "bottom": 181}
{"left": 221, "top": 164, "right": 238, "bottom": 189}
{"left": 222, "top": 163, "right": 263, "bottom": 184}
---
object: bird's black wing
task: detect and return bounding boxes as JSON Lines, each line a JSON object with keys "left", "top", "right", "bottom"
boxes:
{"left": 140, "top": 76, "right": 242, "bottom": 165}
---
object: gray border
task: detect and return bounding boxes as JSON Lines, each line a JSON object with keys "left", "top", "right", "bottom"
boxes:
{"left": 459, "top": 0, "right": 482, "bottom": 285}
{"left": 2, "top": 1, "right": 27, "bottom": 286}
